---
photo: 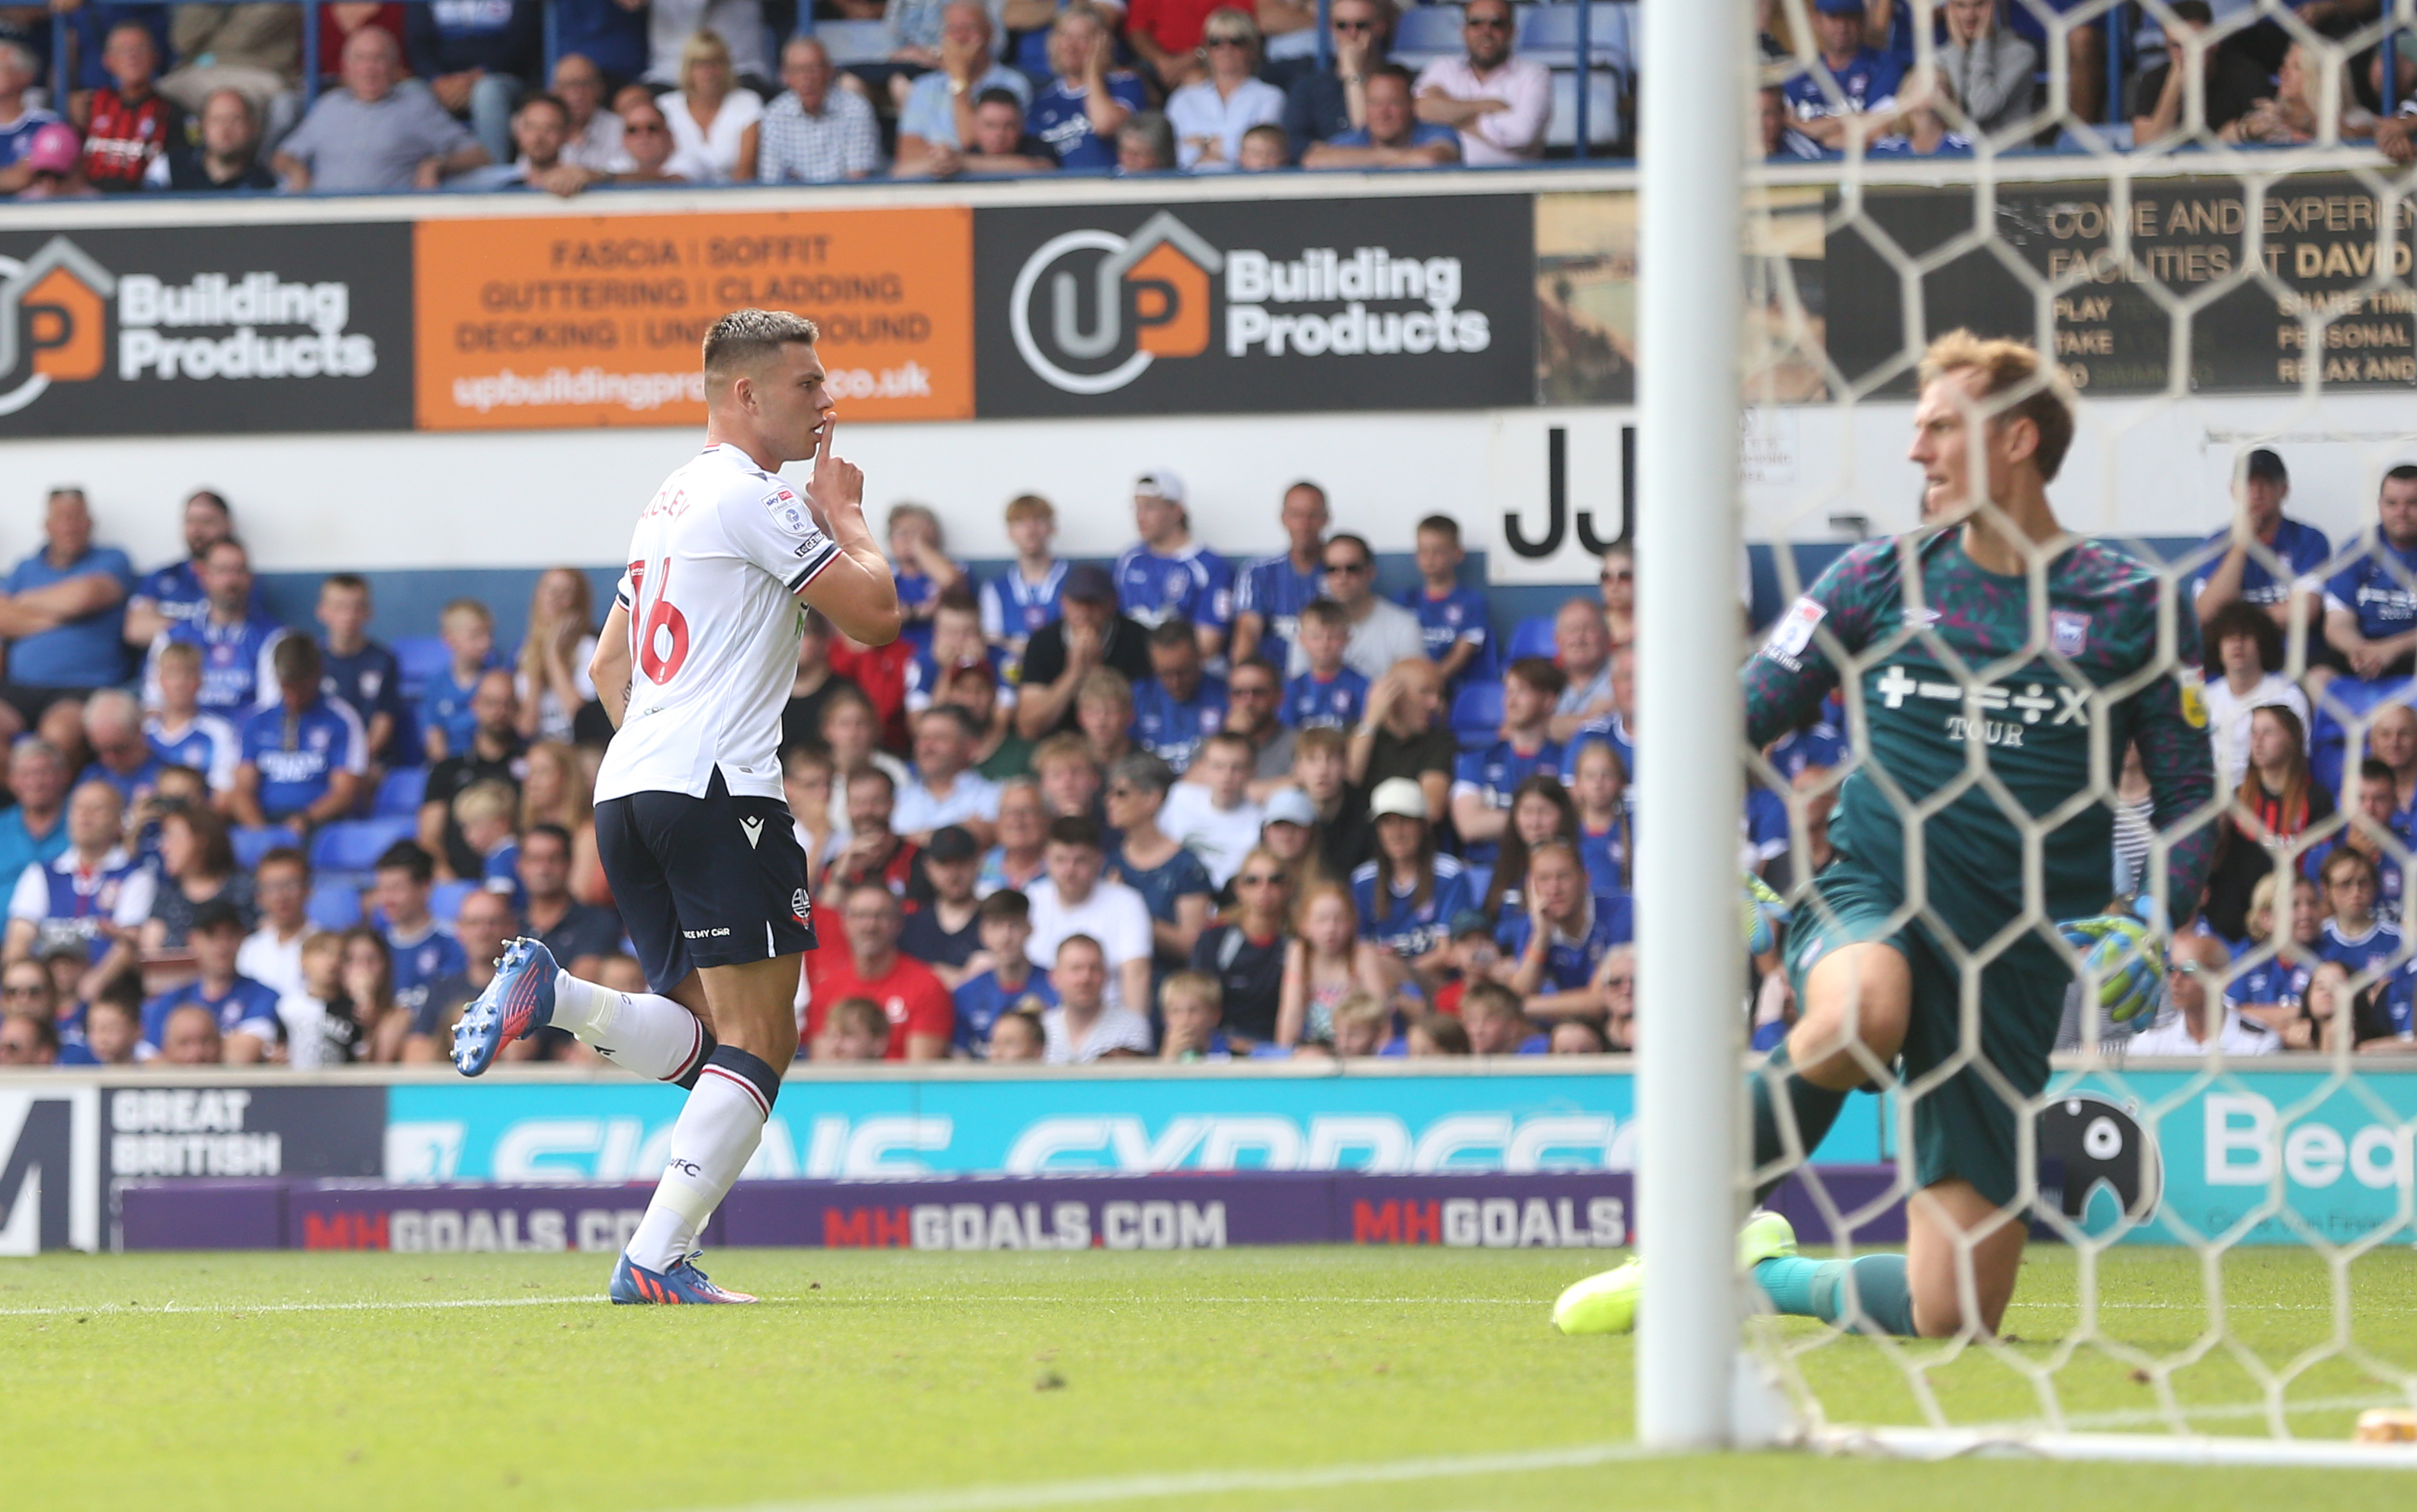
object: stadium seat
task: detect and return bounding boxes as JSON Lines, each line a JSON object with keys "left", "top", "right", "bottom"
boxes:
{"left": 307, "top": 876, "right": 365, "bottom": 931}
{"left": 393, "top": 636, "right": 451, "bottom": 700}
{"left": 1452, "top": 679, "right": 1505, "bottom": 747}
{"left": 429, "top": 879, "right": 479, "bottom": 925}
{"left": 373, "top": 766, "right": 428, "bottom": 817}
{"left": 310, "top": 815, "right": 419, "bottom": 874}
{"left": 232, "top": 825, "right": 301, "bottom": 870}
{"left": 1505, "top": 615, "right": 1558, "bottom": 662}
{"left": 1518, "top": 2, "right": 1634, "bottom": 69}
{"left": 813, "top": 18, "right": 890, "bottom": 64}
{"left": 1391, "top": 5, "right": 1463, "bottom": 65}
{"left": 1543, "top": 68, "right": 1623, "bottom": 150}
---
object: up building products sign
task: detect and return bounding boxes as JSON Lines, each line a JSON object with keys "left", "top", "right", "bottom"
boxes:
{"left": 0, "top": 223, "right": 412, "bottom": 435}
{"left": 975, "top": 195, "right": 1534, "bottom": 416}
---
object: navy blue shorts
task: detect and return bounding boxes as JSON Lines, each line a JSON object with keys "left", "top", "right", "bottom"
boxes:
{"left": 594, "top": 768, "right": 816, "bottom": 995}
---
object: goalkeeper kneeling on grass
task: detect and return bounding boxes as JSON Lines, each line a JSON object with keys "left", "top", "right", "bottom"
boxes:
{"left": 1556, "top": 331, "right": 2215, "bottom": 1342}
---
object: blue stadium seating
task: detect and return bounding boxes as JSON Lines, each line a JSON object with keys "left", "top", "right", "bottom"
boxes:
{"left": 393, "top": 636, "right": 452, "bottom": 700}
{"left": 310, "top": 816, "right": 420, "bottom": 874}
{"left": 232, "top": 825, "right": 301, "bottom": 870}
{"left": 1452, "top": 679, "right": 1505, "bottom": 748}
{"left": 429, "top": 879, "right": 479, "bottom": 925}
{"left": 815, "top": 18, "right": 889, "bottom": 64}
{"left": 1505, "top": 615, "right": 1558, "bottom": 662}
{"left": 308, "top": 877, "right": 364, "bottom": 931}
{"left": 374, "top": 766, "right": 429, "bottom": 818}
{"left": 1391, "top": 5, "right": 1464, "bottom": 66}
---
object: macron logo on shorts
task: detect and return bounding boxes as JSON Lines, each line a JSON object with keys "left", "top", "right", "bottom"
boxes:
{"left": 739, "top": 815, "right": 763, "bottom": 849}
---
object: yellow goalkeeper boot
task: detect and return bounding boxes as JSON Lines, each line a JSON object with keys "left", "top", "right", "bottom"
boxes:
{"left": 1551, "top": 1211, "right": 1798, "bottom": 1335}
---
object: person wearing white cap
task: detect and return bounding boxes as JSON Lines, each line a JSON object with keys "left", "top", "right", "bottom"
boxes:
{"left": 1348, "top": 776, "right": 1471, "bottom": 988}
{"left": 1114, "top": 469, "right": 1234, "bottom": 662}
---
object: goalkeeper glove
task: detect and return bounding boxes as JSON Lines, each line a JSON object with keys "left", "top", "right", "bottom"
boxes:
{"left": 2058, "top": 902, "right": 2162, "bottom": 1023}
{"left": 1742, "top": 873, "right": 1788, "bottom": 957}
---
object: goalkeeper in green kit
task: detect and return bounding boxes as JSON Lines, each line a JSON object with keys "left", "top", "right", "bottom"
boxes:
{"left": 1557, "top": 332, "right": 2217, "bottom": 1341}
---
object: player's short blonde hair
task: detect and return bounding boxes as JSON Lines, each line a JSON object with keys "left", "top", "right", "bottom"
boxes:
{"left": 704, "top": 309, "right": 820, "bottom": 380}
{"left": 1159, "top": 969, "right": 1221, "bottom": 1015}
{"left": 1004, "top": 493, "right": 1055, "bottom": 525}
{"left": 1917, "top": 328, "right": 2077, "bottom": 482}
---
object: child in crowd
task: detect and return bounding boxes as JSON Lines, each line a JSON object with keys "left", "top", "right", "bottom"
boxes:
{"left": 78, "top": 990, "right": 142, "bottom": 1066}
{"left": 2316, "top": 848, "right": 2400, "bottom": 979}
{"left": 1160, "top": 731, "right": 1264, "bottom": 889}
{"left": 1460, "top": 980, "right": 1547, "bottom": 1055}
{"left": 1158, "top": 969, "right": 1230, "bottom": 1061}
{"left": 986, "top": 1006, "right": 1047, "bottom": 1062}
{"left": 952, "top": 889, "right": 1059, "bottom": 1056}
{"left": 1281, "top": 600, "right": 1367, "bottom": 730}
{"left": 1402, "top": 514, "right": 1489, "bottom": 687}
{"left": 1329, "top": 989, "right": 1396, "bottom": 1056}
{"left": 824, "top": 997, "right": 893, "bottom": 1062}
{"left": 1237, "top": 122, "right": 1290, "bottom": 170}
{"left": 980, "top": 494, "right": 1066, "bottom": 669}
{"left": 1431, "top": 910, "right": 1502, "bottom": 1014}
{"left": 1569, "top": 738, "right": 1631, "bottom": 895}
{"left": 886, "top": 502, "right": 966, "bottom": 652}
{"left": 1277, "top": 881, "right": 1390, "bottom": 1047}
{"left": 906, "top": 590, "right": 1013, "bottom": 744}
{"left": 421, "top": 598, "right": 497, "bottom": 762}
{"left": 1406, "top": 1011, "right": 1471, "bottom": 1057}
{"left": 143, "top": 640, "right": 239, "bottom": 796}
{"left": 450, "top": 780, "right": 524, "bottom": 912}
{"left": 316, "top": 572, "right": 403, "bottom": 767}
{"left": 277, "top": 931, "right": 367, "bottom": 1069}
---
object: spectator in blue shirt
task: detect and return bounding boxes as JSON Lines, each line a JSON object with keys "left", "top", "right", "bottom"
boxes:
{"left": 2193, "top": 447, "right": 2332, "bottom": 640}
{"left": 1460, "top": 980, "right": 1550, "bottom": 1056}
{"left": 886, "top": 503, "right": 968, "bottom": 652}
{"left": 1495, "top": 842, "right": 1630, "bottom": 1026}
{"left": 77, "top": 690, "right": 163, "bottom": 806}
{"left": 316, "top": 572, "right": 405, "bottom": 767}
{"left": 153, "top": 539, "right": 287, "bottom": 718}
{"left": 450, "top": 778, "right": 524, "bottom": 913}
{"left": 953, "top": 889, "right": 1059, "bottom": 1056}
{"left": 1028, "top": 5, "right": 1144, "bottom": 169}
{"left": 1233, "top": 481, "right": 1329, "bottom": 674}
{"left": 1783, "top": 0, "right": 1905, "bottom": 150}
{"left": 1131, "top": 619, "right": 1228, "bottom": 774}
{"left": 123, "top": 489, "right": 252, "bottom": 649}
{"left": 1402, "top": 513, "right": 1489, "bottom": 687}
{"left": 406, "top": 0, "right": 543, "bottom": 163}
{"left": 1282, "top": 601, "right": 1370, "bottom": 731}
{"left": 1450, "top": 656, "right": 1566, "bottom": 865}
{"left": 1115, "top": 470, "right": 1235, "bottom": 661}
{"left": 982, "top": 494, "right": 1068, "bottom": 667}
{"left": 143, "top": 641, "right": 242, "bottom": 798}
{"left": 550, "top": 0, "right": 649, "bottom": 91}
{"left": 1281, "top": 0, "right": 1391, "bottom": 155}
{"left": 421, "top": 597, "right": 499, "bottom": 761}
{"left": 893, "top": 1, "right": 1031, "bottom": 168}
{"left": 1351, "top": 777, "right": 1472, "bottom": 976}
{"left": 2322, "top": 465, "right": 2417, "bottom": 688}
{"left": 235, "top": 636, "right": 367, "bottom": 832}
{"left": 371, "top": 841, "right": 468, "bottom": 1018}
{"left": 0, "top": 488, "right": 135, "bottom": 741}
{"left": 1303, "top": 66, "right": 1459, "bottom": 168}
{"left": 138, "top": 898, "right": 281, "bottom": 1061}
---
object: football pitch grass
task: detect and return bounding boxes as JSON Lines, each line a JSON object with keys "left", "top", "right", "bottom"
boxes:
{"left": 8, "top": 1245, "right": 2417, "bottom": 1512}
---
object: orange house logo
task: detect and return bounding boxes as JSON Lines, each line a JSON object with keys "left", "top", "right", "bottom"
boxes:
{"left": 0, "top": 236, "right": 116, "bottom": 416}
{"left": 1009, "top": 212, "right": 1223, "bottom": 395}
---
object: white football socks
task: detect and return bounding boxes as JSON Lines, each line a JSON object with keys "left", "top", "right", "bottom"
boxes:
{"left": 552, "top": 970, "right": 709, "bottom": 1082}
{"left": 623, "top": 1048, "right": 775, "bottom": 1273}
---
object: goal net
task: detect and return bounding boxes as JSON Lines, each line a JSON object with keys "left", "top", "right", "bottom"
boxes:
{"left": 1713, "top": 0, "right": 2417, "bottom": 1465}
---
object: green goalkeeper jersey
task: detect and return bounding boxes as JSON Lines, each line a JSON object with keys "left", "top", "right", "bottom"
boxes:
{"left": 1743, "top": 529, "right": 2217, "bottom": 940}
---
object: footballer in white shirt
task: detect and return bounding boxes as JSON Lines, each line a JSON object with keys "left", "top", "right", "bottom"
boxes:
{"left": 449, "top": 309, "right": 902, "bottom": 1305}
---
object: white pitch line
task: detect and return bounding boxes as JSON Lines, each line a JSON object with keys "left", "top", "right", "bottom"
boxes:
{"left": 669, "top": 1443, "right": 1657, "bottom": 1512}
{"left": 0, "top": 1295, "right": 615, "bottom": 1318}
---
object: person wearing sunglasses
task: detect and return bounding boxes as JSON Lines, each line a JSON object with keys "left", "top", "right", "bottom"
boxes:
{"left": 1409, "top": 0, "right": 1545, "bottom": 165}
{"left": 2124, "top": 932, "right": 2279, "bottom": 1058}
{"left": 1278, "top": 0, "right": 1393, "bottom": 155}
{"left": 1301, "top": 62, "right": 1458, "bottom": 168}
{"left": 1124, "top": 0, "right": 1229, "bottom": 91}
{"left": 611, "top": 96, "right": 689, "bottom": 183}
{"left": 1188, "top": 844, "right": 1294, "bottom": 1045}
{"left": 1284, "top": 534, "right": 1426, "bottom": 685}
{"left": 1165, "top": 7, "right": 1284, "bottom": 169}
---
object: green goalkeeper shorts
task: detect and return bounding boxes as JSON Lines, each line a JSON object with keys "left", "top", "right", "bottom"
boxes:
{"left": 1784, "top": 863, "right": 2069, "bottom": 1209}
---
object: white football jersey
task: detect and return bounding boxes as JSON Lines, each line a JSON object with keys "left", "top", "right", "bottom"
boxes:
{"left": 595, "top": 444, "right": 840, "bottom": 804}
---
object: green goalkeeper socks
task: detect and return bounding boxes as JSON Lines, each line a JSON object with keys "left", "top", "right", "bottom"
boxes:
{"left": 1752, "top": 1255, "right": 1919, "bottom": 1337}
{"left": 1749, "top": 1046, "right": 1848, "bottom": 1203}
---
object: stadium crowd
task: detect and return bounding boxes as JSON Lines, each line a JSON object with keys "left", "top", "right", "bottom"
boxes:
{"left": 4, "top": 0, "right": 2410, "bottom": 200}
{"left": 8, "top": 440, "right": 2417, "bottom": 1071}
